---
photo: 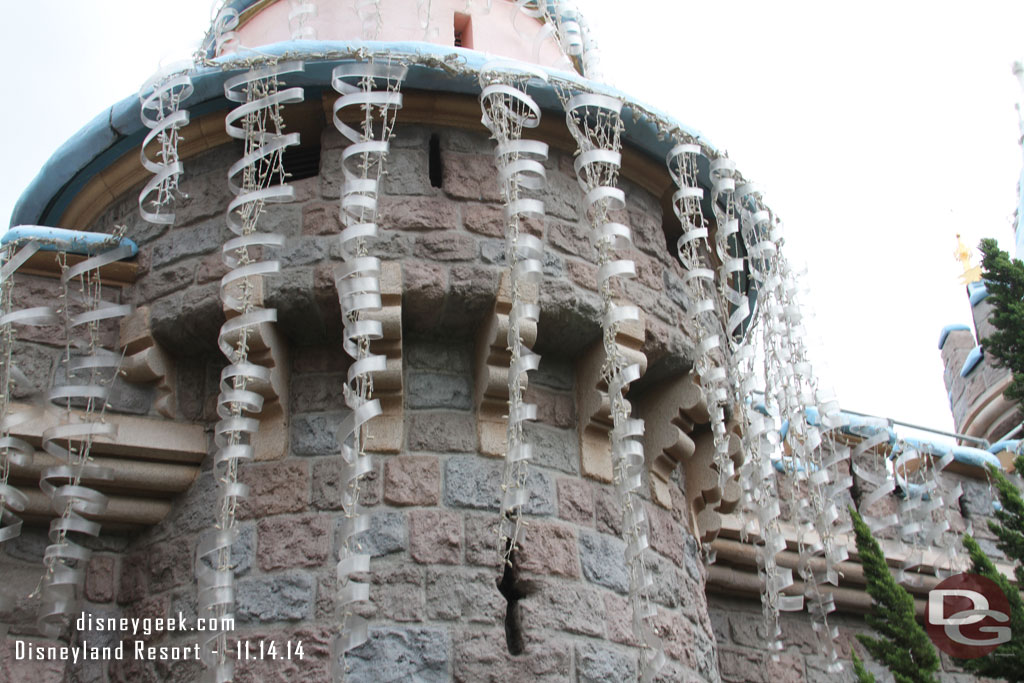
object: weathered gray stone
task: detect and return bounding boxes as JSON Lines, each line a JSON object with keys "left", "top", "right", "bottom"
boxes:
{"left": 480, "top": 239, "right": 564, "bottom": 277}
{"left": 579, "top": 530, "right": 629, "bottom": 593}
{"left": 425, "top": 567, "right": 503, "bottom": 624}
{"left": 576, "top": 641, "right": 637, "bottom": 683}
{"left": 444, "top": 455, "right": 555, "bottom": 515}
{"left": 524, "top": 422, "right": 579, "bottom": 475}
{"left": 290, "top": 412, "right": 346, "bottom": 456}
{"left": 236, "top": 571, "right": 313, "bottom": 623}
{"left": 10, "top": 341, "right": 56, "bottom": 399}
{"left": 278, "top": 236, "right": 327, "bottom": 267}
{"left": 533, "top": 355, "right": 574, "bottom": 391}
{"left": 407, "top": 411, "right": 476, "bottom": 453}
{"left": 382, "top": 148, "right": 433, "bottom": 196}
{"left": 520, "top": 580, "right": 602, "bottom": 636}
{"left": 347, "top": 627, "right": 449, "bottom": 683}
{"left": 407, "top": 372, "right": 473, "bottom": 410}
{"left": 346, "top": 510, "right": 406, "bottom": 557}
{"left": 312, "top": 457, "right": 380, "bottom": 510}
{"left": 151, "top": 221, "right": 225, "bottom": 268}
{"left": 406, "top": 339, "right": 472, "bottom": 372}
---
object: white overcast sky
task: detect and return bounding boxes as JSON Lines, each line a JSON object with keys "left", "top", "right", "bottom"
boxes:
{"left": 1, "top": 1, "right": 1022, "bottom": 441}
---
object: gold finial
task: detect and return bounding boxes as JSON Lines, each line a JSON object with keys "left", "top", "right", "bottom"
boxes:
{"left": 955, "top": 233, "right": 982, "bottom": 284}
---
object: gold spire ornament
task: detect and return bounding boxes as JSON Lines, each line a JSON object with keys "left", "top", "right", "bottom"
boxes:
{"left": 955, "top": 233, "right": 982, "bottom": 284}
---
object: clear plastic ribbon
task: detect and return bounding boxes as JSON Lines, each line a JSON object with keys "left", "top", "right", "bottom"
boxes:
{"left": 561, "top": 90, "right": 664, "bottom": 682}
{"left": 138, "top": 67, "right": 193, "bottom": 225}
{"left": 0, "top": 241, "right": 58, "bottom": 637}
{"left": 479, "top": 60, "right": 548, "bottom": 567}
{"left": 36, "top": 242, "right": 133, "bottom": 638}
{"left": 331, "top": 58, "right": 406, "bottom": 670}
{"left": 197, "top": 61, "right": 303, "bottom": 683}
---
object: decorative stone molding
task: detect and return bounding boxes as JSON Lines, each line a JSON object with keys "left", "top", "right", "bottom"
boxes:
{"left": 688, "top": 427, "right": 743, "bottom": 544}
{"left": 119, "top": 305, "right": 176, "bottom": 418}
{"left": 363, "top": 261, "right": 404, "bottom": 453}
{"left": 474, "top": 272, "right": 537, "bottom": 458}
{"left": 575, "top": 311, "right": 646, "bottom": 482}
{"left": 3, "top": 402, "right": 205, "bottom": 527}
{"left": 220, "top": 275, "right": 290, "bottom": 461}
{"left": 634, "top": 372, "right": 704, "bottom": 509}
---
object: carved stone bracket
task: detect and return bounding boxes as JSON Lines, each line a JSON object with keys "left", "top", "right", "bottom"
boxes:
{"left": 221, "top": 276, "right": 289, "bottom": 461}
{"left": 634, "top": 371, "right": 743, "bottom": 544}
{"left": 474, "top": 272, "right": 537, "bottom": 458}
{"left": 575, "top": 310, "right": 646, "bottom": 482}
{"left": 363, "top": 261, "right": 403, "bottom": 453}
{"left": 120, "top": 305, "right": 177, "bottom": 419}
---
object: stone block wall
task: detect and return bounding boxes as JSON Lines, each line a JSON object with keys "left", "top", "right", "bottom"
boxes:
{"left": 0, "top": 121, "right": 717, "bottom": 681}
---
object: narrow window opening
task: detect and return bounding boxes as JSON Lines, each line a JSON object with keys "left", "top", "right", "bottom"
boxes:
{"left": 428, "top": 134, "right": 443, "bottom": 188}
{"left": 497, "top": 542, "right": 526, "bottom": 655}
{"left": 454, "top": 12, "right": 473, "bottom": 49}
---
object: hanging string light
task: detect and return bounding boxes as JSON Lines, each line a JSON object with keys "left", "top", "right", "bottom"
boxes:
{"left": 0, "top": 239, "right": 58, "bottom": 638}
{"left": 196, "top": 59, "right": 303, "bottom": 683}
{"left": 36, "top": 236, "right": 134, "bottom": 638}
{"left": 331, "top": 56, "right": 406, "bottom": 672}
{"left": 478, "top": 60, "right": 548, "bottom": 568}
{"left": 559, "top": 86, "right": 664, "bottom": 681}
{"left": 138, "top": 66, "right": 193, "bottom": 226}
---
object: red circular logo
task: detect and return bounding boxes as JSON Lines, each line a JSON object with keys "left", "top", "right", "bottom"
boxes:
{"left": 926, "top": 573, "right": 1012, "bottom": 658}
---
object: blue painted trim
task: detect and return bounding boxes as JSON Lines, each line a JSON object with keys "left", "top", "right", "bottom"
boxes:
{"left": 938, "top": 323, "right": 971, "bottom": 349}
{"left": 2, "top": 226, "right": 137, "bottom": 257}
{"left": 968, "top": 281, "right": 989, "bottom": 306}
{"left": 12, "top": 40, "right": 715, "bottom": 229}
{"left": 960, "top": 346, "right": 984, "bottom": 377}
{"left": 897, "top": 436, "right": 1002, "bottom": 470}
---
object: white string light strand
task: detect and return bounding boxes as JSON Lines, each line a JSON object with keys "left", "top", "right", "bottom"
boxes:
{"left": 195, "top": 59, "right": 303, "bottom": 683}
{"left": 331, "top": 57, "right": 406, "bottom": 672}
{"left": 36, "top": 240, "right": 134, "bottom": 638}
{"left": 0, "top": 240, "right": 58, "bottom": 638}
{"left": 138, "top": 67, "right": 193, "bottom": 226}
{"left": 560, "top": 88, "right": 664, "bottom": 682}
{"left": 478, "top": 60, "right": 548, "bottom": 568}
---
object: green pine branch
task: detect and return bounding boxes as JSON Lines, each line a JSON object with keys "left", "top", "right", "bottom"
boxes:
{"left": 851, "top": 649, "right": 876, "bottom": 683}
{"left": 978, "top": 238, "right": 1024, "bottom": 404}
{"left": 850, "top": 507, "right": 940, "bottom": 683}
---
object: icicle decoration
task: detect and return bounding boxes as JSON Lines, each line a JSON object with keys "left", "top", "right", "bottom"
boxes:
{"left": 478, "top": 60, "right": 548, "bottom": 566}
{"left": 665, "top": 142, "right": 733, "bottom": 527}
{"left": 37, "top": 240, "right": 134, "bottom": 638}
{"left": 714, "top": 171, "right": 799, "bottom": 657}
{"left": 196, "top": 60, "right": 303, "bottom": 682}
{"left": 331, "top": 58, "right": 406, "bottom": 668}
{"left": 850, "top": 423, "right": 898, "bottom": 535}
{"left": 138, "top": 67, "right": 193, "bottom": 226}
{"left": 560, "top": 90, "right": 664, "bottom": 681}
{"left": 0, "top": 240, "right": 58, "bottom": 637}
{"left": 737, "top": 185, "right": 849, "bottom": 670}
{"left": 289, "top": 0, "right": 318, "bottom": 40}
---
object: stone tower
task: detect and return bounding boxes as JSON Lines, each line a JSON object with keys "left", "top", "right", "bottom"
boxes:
{"left": 0, "top": 2, "right": 1017, "bottom": 682}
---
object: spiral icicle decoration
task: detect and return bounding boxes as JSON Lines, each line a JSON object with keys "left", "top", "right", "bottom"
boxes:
{"left": 737, "top": 185, "right": 850, "bottom": 670}
{"left": 711, "top": 170, "right": 798, "bottom": 657}
{"left": 331, "top": 58, "right": 406, "bottom": 668}
{"left": 37, "top": 240, "right": 134, "bottom": 638}
{"left": 288, "top": 0, "right": 318, "bottom": 40}
{"left": 478, "top": 61, "right": 548, "bottom": 567}
{"left": 196, "top": 61, "right": 303, "bottom": 682}
{"left": 0, "top": 240, "right": 58, "bottom": 637}
{"left": 561, "top": 91, "right": 663, "bottom": 682}
{"left": 138, "top": 67, "right": 193, "bottom": 226}
{"left": 665, "top": 142, "right": 733, "bottom": 556}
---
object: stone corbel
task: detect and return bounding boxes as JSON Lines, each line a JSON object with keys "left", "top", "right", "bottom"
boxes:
{"left": 474, "top": 272, "right": 538, "bottom": 458}
{"left": 575, "top": 310, "right": 646, "bottom": 482}
{"left": 688, "top": 425, "right": 744, "bottom": 544}
{"left": 220, "top": 275, "right": 289, "bottom": 461}
{"left": 363, "top": 261, "right": 403, "bottom": 453}
{"left": 119, "top": 305, "right": 177, "bottom": 419}
{"left": 633, "top": 372, "right": 706, "bottom": 510}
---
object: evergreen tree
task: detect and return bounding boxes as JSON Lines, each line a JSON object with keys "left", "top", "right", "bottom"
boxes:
{"left": 851, "top": 649, "right": 876, "bottom": 683}
{"left": 849, "top": 507, "right": 940, "bottom": 683}
{"left": 978, "top": 238, "right": 1024, "bottom": 403}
